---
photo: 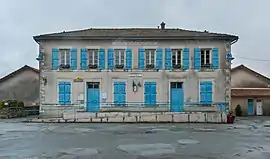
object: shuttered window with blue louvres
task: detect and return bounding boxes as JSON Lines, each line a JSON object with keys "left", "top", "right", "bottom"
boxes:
{"left": 165, "top": 48, "right": 172, "bottom": 70}
{"left": 99, "top": 48, "right": 105, "bottom": 69}
{"left": 70, "top": 48, "right": 77, "bottom": 70}
{"left": 212, "top": 48, "right": 219, "bottom": 69}
{"left": 194, "top": 48, "right": 201, "bottom": 70}
{"left": 126, "top": 48, "right": 132, "bottom": 70}
{"left": 58, "top": 81, "right": 71, "bottom": 105}
{"left": 108, "top": 48, "right": 114, "bottom": 69}
{"left": 200, "top": 81, "right": 213, "bottom": 105}
{"left": 138, "top": 48, "right": 145, "bottom": 70}
{"left": 80, "top": 48, "right": 88, "bottom": 70}
{"left": 182, "top": 48, "right": 190, "bottom": 70}
{"left": 58, "top": 82, "right": 65, "bottom": 105}
{"left": 52, "top": 48, "right": 59, "bottom": 70}
{"left": 155, "top": 48, "right": 163, "bottom": 69}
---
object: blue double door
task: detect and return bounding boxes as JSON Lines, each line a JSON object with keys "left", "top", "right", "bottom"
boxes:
{"left": 170, "top": 82, "right": 184, "bottom": 112}
{"left": 87, "top": 82, "right": 100, "bottom": 112}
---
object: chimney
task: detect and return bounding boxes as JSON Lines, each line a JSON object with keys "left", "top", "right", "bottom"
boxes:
{"left": 160, "top": 22, "right": 166, "bottom": 30}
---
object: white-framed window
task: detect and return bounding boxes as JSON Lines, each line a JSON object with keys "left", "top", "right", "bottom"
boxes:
{"left": 145, "top": 49, "right": 155, "bottom": 66}
{"left": 60, "top": 49, "right": 71, "bottom": 65}
{"left": 88, "top": 49, "right": 99, "bottom": 65}
{"left": 172, "top": 49, "right": 182, "bottom": 67}
{"left": 201, "top": 49, "right": 212, "bottom": 68}
{"left": 114, "top": 49, "right": 125, "bottom": 66}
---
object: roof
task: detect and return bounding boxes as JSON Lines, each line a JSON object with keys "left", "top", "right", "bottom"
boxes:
{"left": 33, "top": 27, "right": 238, "bottom": 42}
{"left": 231, "top": 64, "right": 270, "bottom": 83}
{"left": 231, "top": 88, "right": 270, "bottom": 97}
{"left": 0, "top": 65, "right": 39, "bottom": 84}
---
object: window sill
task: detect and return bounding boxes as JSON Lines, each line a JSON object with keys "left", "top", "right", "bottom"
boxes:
{"left": 199, "top": 68, "right": 215, "bottom": 72}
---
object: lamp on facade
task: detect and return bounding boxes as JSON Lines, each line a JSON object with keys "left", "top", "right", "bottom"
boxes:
{"left": 132, "top": 81, "right": 138, "bottom": 92}
{"left": 42, "top": 76, "right": 47, "bottom": 85}
{"left": 226, "top": 53, "right": 234, "bottom": 61}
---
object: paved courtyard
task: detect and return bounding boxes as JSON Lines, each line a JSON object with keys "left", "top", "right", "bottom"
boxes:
{"left": 0, "top": 117, "right": 270, "bottom": 159}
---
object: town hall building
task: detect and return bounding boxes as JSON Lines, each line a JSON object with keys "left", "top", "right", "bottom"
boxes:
{"left": 34, "top": 22, "right": 238, "bottom": 115}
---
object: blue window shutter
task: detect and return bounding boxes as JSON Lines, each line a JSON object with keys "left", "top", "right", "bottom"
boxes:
{"left": 114, "top": 82, "right": 119, "bottom": 104}
{"left": 194, "top": 48, "right": 201, "bottom": 70}
{"left": 52, "top": 48, "right": 59, "bottom": 70}
{"left": 183, "top": 48, "right": 190, "bottom": 70}
{"left": 138, "top": 48, "right": 145, "bottom": 70}
{"left": 80, "top": 48, "right": 88, "bottom": 70}
{"left": 151, "top": 82, "right": 157, "bottom": 105}
{"left": 99, "top": 48, "right": 105, "bottom": 69}
{"left": 126, "top": 48, "right": 132, "bottom": 70}
{"left": 70, "top": 48, "right": 77, "bottom": 70}
{"left": 212, "top": 48, "right": 219, "bottom": 69}
{"left": 144, "top": 82, "right": 150, "bottom": 105}
{"left": 58, "top": 82, "right": 65, "bottom": 105}
{"left": 200, "top": 82, "right": 206, "bottom": 104}
{"left": 165, "top": 48, "right": 172, "bottom": 70}
{"left": 108, "top": 48, "right": 114, "bottom": 69}
{"left": 65, "top": 82, "right": 71, "bottom": 104}
{"left": 119, "top": 82, "right": 126, "bottom": 104}
{"left": 206, "top": 82, "right": 213, "bottom": 104}
{"left": 156, "top": 48, "right": 163, "bottom": 69}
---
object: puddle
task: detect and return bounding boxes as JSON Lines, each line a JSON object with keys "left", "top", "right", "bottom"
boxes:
{"left": 117, "top": 143, "right": 175, "bottom": 156}
{"left": 57, "top": 148, "right": 98, "bottom": 158}
{"left": 233, "top": 124, "right": 252, "bottom": 129}
{"left": 178, "top": 139, "right": 200, "bottom": 145}
{"left": 192, "top": 128, "right": 216, "bottom": 132}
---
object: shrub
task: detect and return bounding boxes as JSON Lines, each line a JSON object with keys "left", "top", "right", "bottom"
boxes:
{"left": 18, "top": 101, "right": 24, "bottom": 107}
{"left": 235, "top": 104, "right": 243, "bottom": 116}
{"left": 0, "top": 101, "right": 4, "bottom": 110}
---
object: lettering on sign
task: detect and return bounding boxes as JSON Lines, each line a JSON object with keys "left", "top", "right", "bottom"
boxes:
{"left": 112, "top": 41, "right": 158, "bottom": 46}
{"left": 129, "top": 73, "right": 143, "bottom": 77}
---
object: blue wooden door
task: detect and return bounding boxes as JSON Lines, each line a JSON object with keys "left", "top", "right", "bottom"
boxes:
{"left": 170, "top": 82, "right": 184, "bottom": 112}
{"left": 114, "top": 82, "right": 126, "bottom": 105}
{"left": 248, "top": 99, "right": 254, "bottom": 115}
{"left": 87, "top": 82, "right": 100, "bottom": 112}
{"left": 144, "top": 82, "right": 157, "bottom": 106}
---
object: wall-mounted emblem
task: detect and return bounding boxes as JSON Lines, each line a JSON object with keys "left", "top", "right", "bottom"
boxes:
{"left": 74, "top": 76, "right": 83, "bottom": 82}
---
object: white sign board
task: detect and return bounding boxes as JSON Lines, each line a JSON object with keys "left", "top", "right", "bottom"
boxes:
{"left": 77, "top": 93, "right": 84, "bottom": 101}
{"left": 102, "top": 92, "right": 108, "bottom": 100}
{"left": 129, "top": 73, "right": 143, "bottom": 77}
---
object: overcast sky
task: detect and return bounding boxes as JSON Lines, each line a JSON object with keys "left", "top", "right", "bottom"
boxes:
{"left": 0, "top": 0, "right": 269, "bottom": 77}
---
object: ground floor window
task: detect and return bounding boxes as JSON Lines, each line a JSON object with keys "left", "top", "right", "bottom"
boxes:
{"left": 200, "top": 81, "right": 213, "bottom": 105}
{"left": 144, "top": 82, "right": 157, "bottom": 106}
{"left": 58, "top": 81, "right": 71, "bottom": 105}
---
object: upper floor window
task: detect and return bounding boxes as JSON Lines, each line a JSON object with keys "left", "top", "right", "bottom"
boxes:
{"left": 88, "top": 49, "right": 99, "bottom": 68}
{"left": 201, "top": 49, "right": 211, "bottom": 68}
{"left": 60, "top": 49, "right": 71, "bottom": 66}
{"left": 114, "top": 49, "right": 125, "bottom": 69}
{"left": 172, "top": 49, "right": 182, "bottom": 69}
{"left": 145, "top": 49, "right": 155, "bottom": 69}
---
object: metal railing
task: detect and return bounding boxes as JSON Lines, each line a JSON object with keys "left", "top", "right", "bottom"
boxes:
{"left": 38, "top": 102, "right": 227, "bottom": 119}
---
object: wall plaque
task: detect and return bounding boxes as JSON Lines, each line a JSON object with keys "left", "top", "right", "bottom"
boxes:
{"left": 74, "top": 76, "right": 83, "bottom": 82}
{"left": 129, "top": 73, "right": 143, "bottom": 77}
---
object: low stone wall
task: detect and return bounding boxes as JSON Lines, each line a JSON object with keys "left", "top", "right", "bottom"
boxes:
{"left": 29, "top": 112, "right": 227, "bottom": 123}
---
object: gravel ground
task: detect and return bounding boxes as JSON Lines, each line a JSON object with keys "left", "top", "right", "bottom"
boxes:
{"left": 0, "top": 117, "right": 270, "bottom": 159}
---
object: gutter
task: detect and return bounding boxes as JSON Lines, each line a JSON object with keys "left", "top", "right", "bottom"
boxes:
{"left": 33, "top": 35, "right": 239, "bottom": 42}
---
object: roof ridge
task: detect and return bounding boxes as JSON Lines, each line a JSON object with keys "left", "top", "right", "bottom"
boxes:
{"left": 232, "top": 64, "right": 270, "bottom": 82}
{"left": 0, "top": 65, "right": 39, "bottom": 84}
